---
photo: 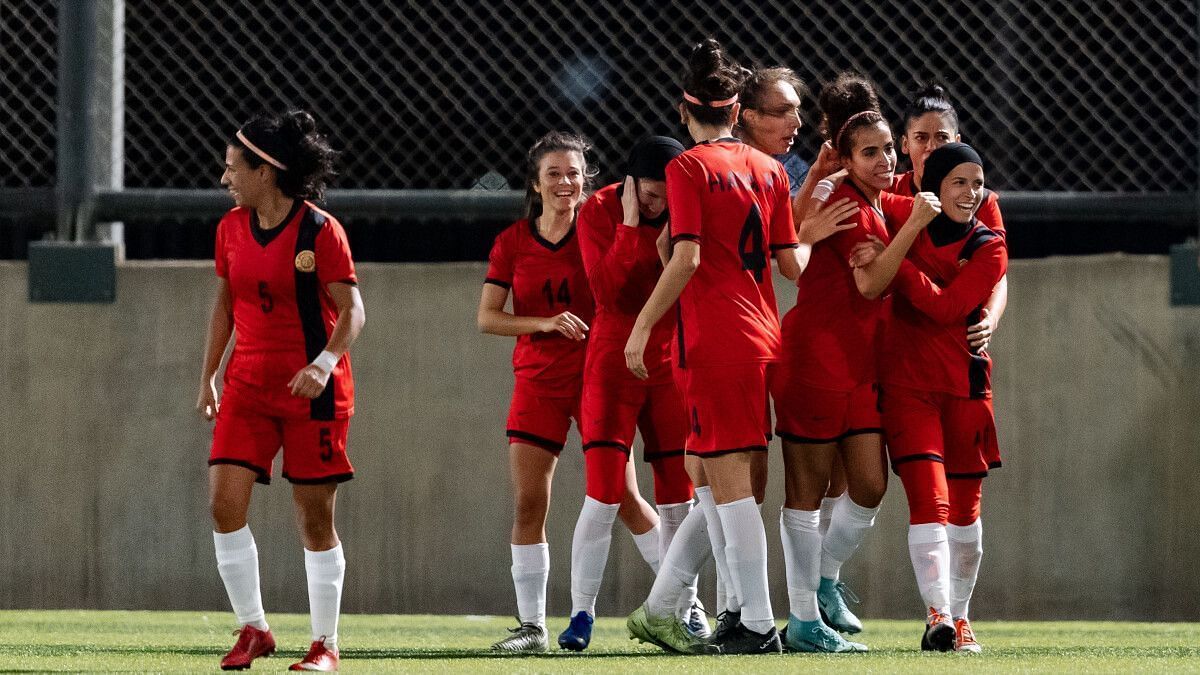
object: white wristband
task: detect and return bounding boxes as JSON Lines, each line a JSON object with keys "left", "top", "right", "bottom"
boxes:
{"left": 311, "top": 350, "right": 339, "bottom": 374}
{"left": 812, "top": 179, "right": 835, "bottom": 203}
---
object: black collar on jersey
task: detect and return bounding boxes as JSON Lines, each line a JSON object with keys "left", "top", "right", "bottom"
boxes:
{"left": 846, "top": 179, "right": 884, "bottom": 221}
{"left": 250, "top": 199, "right": 303, "bottom": 247}
{"left": 528, "top": 218, "right": 576, "bottom": 252}
{"left": 697, "top": 136, "right": 741, "bottom": 145}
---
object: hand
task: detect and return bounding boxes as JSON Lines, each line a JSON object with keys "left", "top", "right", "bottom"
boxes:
{"left": 908, "top": 191, "right": 942, "bottom": 229}
{"left": 655, "top": 226, "right": 671, "bottom": 267}
{"left": 288, "top": 364, "right": 331, "bottom": 399}
{"left": 826, "top": 168, "right": 848, "bottom": 189}
{"left": 620, "top": 175, "right": 640, "bottom": 228}
{"left": 849, "top": 235, "right": 886, "bottom": 268}
{"left": 812, "top": 141, "right": 841, "bottom": 178}
{"left": 967, "top": 308, "right": 994, "bottom": 352}
{"left": 798, "top": 197, "right": 859, "bottom": 245}
{"left": 624, "top": 325, "right": 651, "bottom": 380}
{"left": 539, "top": 311, "right": 589, "bottom": 341}
{"left": 196, "top": 377, "right": 219, "bottom": 420}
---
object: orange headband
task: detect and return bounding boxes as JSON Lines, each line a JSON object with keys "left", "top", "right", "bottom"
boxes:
{"left": 236, "top": 129, "right": 288, "bottom": 171}
{"left": 683, "top": 91, "right": 739, "bottom": 107}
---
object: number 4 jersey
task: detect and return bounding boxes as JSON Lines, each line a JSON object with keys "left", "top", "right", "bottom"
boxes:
{"left": 215, "top": 200, "right": 358, "bottom": 420}
{"left": 485, "top": 219, "right": 596, "bottom": 395}
{"left": 666, "top": 139, "right": 798, "bottom": 367}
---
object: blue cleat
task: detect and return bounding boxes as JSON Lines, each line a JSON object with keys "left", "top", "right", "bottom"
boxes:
{"left": 817, "top": 577, "right": 864, "bottom": 634}
{"left": 785, "top": 615, "right": 868, "bottom": 653}
{"left": 557, "top": 611, "right": 594, "bottom": 651}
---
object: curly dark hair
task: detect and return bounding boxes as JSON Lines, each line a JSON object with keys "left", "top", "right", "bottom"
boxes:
{"left": 818, "top": 72, "right": 885, "bottom": 155}
{"left": 231, "top": 110, "right": 338, "bottom": 200}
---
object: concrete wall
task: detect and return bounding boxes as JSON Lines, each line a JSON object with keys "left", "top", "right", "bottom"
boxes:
{"left": 0, "top": 255, "right": 1196, "bottom": 621}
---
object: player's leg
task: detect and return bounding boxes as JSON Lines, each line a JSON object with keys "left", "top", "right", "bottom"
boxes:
{"left": 821, "top": 457, "right": 847, "bottom": 536}
{"left": 209, "top": 408, "right": 278, "bottom": 670}
{"left": 617, "top": 459, "right": 662, "bottom": 571}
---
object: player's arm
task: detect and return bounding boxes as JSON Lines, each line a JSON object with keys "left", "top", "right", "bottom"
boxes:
{"left": 197, "top": 277, "right": 233, "bottom": 421}
{"left": 893, "top": 243, "right": 1008, "bottom": 326}
{"left": 476, "top": 283, "right": 588, "bottom": 340}
{"left": 968, "top": 275, "right": 1008, "bottom": 351}
{"left": 625, "top": 239, "right": 699, "bottom": 379}
{"left": 784, "top": 197, "right": 861, "bottom": 280}
{"left": 791, "top": 141, "right": 841, "bottom": 223}
{"left": 854, "top": 192, "right": 940, "bottom": 300}
{"left": 288, "top": 282, "right": 367, "bottom": 399}
{"left": 579, "top": 178, "right": 641, "bottom": 306}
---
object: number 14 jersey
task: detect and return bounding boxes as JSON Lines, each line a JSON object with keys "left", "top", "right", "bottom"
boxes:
{"left": 485, "top": 219, "right": 595, "bottom": 395}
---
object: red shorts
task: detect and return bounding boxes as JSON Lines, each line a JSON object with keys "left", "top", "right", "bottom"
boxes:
{"left": 881, "top": 385, "right": 1001, "bottom": 478}
{"left": 581, "top": 368, "right": 687, "bottom": 461}
{"left": 210, "top": 406, "right": 353, "bottom": 485}
{"left": 676, "top": 362, "right": 772, "bottom": 457}
{"left": 773, "top": 378, "right": 882, "bottom": 444}
{"left": 506, "top": 378, "right": 581, "bottom": 453}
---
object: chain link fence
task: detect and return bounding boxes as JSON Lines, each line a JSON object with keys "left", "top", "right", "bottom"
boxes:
{"left": 3, "top": 1, "right": 1198, "bottom": 193}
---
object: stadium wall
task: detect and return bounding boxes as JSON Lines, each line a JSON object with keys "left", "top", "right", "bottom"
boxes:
{"left": 0, "top": 255, "right": 1196, "bottom": 620}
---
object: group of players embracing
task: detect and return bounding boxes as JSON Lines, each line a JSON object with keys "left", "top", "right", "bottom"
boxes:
{"left": 480, "top": 38, "right": 1008, "bottom": 657}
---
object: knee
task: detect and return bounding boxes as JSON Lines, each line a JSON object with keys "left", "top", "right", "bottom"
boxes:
{"left": 513, "top": 489, "right": 550, "bottom": 526}
{"left": 209, "top": 489, "right": 248, "bottom": 532}
{"left": 650, "top": 458, "right": 694, "bottom": 505}
{"left": 848, "top": 476, "right": 887, "bottom": 509}
{"left": 907, "top": 494, "right": 948, "bottom": 526}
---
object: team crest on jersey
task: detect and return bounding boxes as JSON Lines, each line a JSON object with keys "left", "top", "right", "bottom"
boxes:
{"left": 294, "top": 250, "right": 316, "bottom": 273}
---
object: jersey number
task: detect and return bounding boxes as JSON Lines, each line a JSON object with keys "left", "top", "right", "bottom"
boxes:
{"left": 739, "top": 205, "right": 767, "bottom": 282}
{"left": 258, "top": 281, "right": 273, "bottom": 313}
{"left": 542, "top": 279, "right": 571, "bottom": 309}
{"left": 319, "top": 428, "right": 333, "bottom": 462}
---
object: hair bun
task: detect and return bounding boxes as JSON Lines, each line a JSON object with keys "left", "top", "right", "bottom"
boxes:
{"left": 281, "top": 110, "right": 317, "bottom": 137}
{"left": 688, "top": 38, "right": 723, "bottom": 74}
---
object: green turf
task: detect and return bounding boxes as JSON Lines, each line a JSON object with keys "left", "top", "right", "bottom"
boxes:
{"left": 0, "top": 610, "right": 1197, "bottom": 672}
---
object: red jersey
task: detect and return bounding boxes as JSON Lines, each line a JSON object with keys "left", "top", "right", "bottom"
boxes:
{"left": 880, "top": 204, "right": 1009, "bottom": 398}
{"left": 577, "top": 183, "right": 674, "bottom": 382}
{"left": 215, "top": 200, "right": 357, "bottom": 420}
{"left": 889, "top": 170, "right": 1005, "bottom": 236}
{"left": 781, "top": 182, "right": 907, "bottom": 392}
{"left": 485, "top": 219, "right": 595, "bottom": 395}
{"left": 666, "top": 139, "right": 797, "bottom": 367}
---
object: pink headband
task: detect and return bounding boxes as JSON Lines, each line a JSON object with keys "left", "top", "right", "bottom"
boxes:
{"left": 683, "top": 91, "right": 739, "bottom": 107}
{"left": 236, "top": 129, "right": 288, "bottom": 171}
{"left": 833, "top": 110, "right": 881, "bottom": 150}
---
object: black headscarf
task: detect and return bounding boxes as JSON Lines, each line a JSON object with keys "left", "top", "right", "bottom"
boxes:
{"left": 920, "top": 142, "right": 984, "bottom": 246}
{"left": 620, "top": 136, "right": 685, "bottom": 226}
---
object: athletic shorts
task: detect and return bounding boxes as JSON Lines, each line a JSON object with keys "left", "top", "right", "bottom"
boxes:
{"left": 881, "top": 384, "right": 1001, "bottom": 478}
{"left": 675, "top": 362, "right": 772, "bottom": 457}
{"left": 210, "top": 404, "right": 353, "bottom": 485}
{"left": 505, "top": 378, "right": 581, "bottom": 453}
{"left": 581, "top": 370, "right": 687, "bottom": 461}
{"left": 773, "top": 379, "right": 882, "bottom": 444}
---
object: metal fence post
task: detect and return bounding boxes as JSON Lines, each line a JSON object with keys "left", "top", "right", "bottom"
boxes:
{"left": 54, "top": 0, "right": 99, "bottom": 242}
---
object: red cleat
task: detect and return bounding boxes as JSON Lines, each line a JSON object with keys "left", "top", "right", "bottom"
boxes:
{"left": 289, "top": 637, "right": 339, "bottom": 671}
{"left": 221, "top": 624, "right": 276, "bottom": 670}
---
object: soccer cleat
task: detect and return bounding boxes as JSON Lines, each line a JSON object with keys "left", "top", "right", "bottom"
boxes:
{"left": 955, "top": 618, "right": 982, "bottom": 653}
{"left": 784, "top": 615, "right": 868, "bottom": 653}
{"left": 627, "top": 603, "right": 719, "bottom": 655}
{"left": 220, "top": 624, "right": 276, "bottom": 670}
{"left": 557, "top": 611, "right": 594, "bottom": 651}
{"left": 491, "top": 621, "right": 549, "bottom": 653}
{"left": 817, "top": 578, "right": 864, "bottom": 634}
{"left": 711, "top": 621, "right": 783, "bottom": 655}
{"left": 289, "top": 637, "right": 339, "bottom": 671}
{"left": 712, "top": 609, "right": 740, "bottom": 643}
{"left": 920, "top": 608, "right": 956, "bottom": 652}
{"left": 684, "top": 601, "right": 712, "bottom": 639}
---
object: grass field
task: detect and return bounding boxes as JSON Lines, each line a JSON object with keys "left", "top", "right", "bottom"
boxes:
{"left": 2, "top": 610, "right": 1198, "bottom": 672}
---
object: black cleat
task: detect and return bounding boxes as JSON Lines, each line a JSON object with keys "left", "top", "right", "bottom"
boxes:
{"left": 713, "top": 610, "right": 740, "bottom": 643}
{"left": 712, "top": 622, "right": 783, "bottom": 655}
{"left": 920, "top": 608, "right": 956, "bottom": 652}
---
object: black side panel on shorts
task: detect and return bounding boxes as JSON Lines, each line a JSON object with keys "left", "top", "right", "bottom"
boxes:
{"left": 675, "top": 303, "right": 687, "bottom": 369}
{"left": 295, "top": 208, "right": 336, "bottom": 421}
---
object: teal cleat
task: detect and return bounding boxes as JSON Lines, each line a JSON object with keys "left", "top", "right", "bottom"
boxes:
{"left": 627, "top": 603, "right": 719, "bottom": 655}
{"left": 785, "top": 616, "right": 868, "bottom": 653}
{"left": 817, "top": 578, "right": 864, "bottom": 634}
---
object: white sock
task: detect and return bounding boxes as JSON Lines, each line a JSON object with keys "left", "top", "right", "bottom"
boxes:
{"left": 820, "top": 497, "right": 880, "bottom": 580}
{"left": 631, "top": 524, "right": 661, "bottom": 574}
{"left": 780, "top": 508, "right": 821, "bottom": 621}
{"left": 947, "top": 519, "right": 983, "bottom": 619}
{"left": 657, "top": 501, "right": 692, "bottom": 562}
{"left": 818, "top": 495, "right": 840, "bottom": 537}
{"left": 718, "top": 497, "right": 775, "bottom": 634}
{"left": 697, "top": 487, "right": 738, "bottom": 613}
{"left": 646, "top": 505, "right": 711, "bottom": 618}
{"left": 569, "top": 497, "right": 619, "bottom": 616}
{"left": 213, "top": 527, "right": 268, "bottom": 631}
{"left": 511, "top": 543, "right": 549, "bottom": 627}
{"left": 908, "top": 523, "right": 951, "bottom": 615}
{"left": 304, "top": 545, "right": 345, "bottom": 652}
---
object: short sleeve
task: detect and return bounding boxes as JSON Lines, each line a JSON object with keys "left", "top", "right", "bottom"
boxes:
{"left": 214, "top": 213, "right": 231, "bottom": 278}
{"left": 666, "top": 156, "right": 703, "bottom": 244}
{"left": 315, "top": 218, "right": 357, "bottom": 286}
{"left": 879, "top": 192, "right": 914, "bottom": 237}
{"left": 976, "top": 190, "right": 1006, "bottom": 237}
{"left": 485, "top": 226, "right": 514, "bottom": 288}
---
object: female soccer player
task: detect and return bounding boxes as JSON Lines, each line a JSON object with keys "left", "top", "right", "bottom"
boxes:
{"left": 559, "top": 136, "right": 710, "bottom": 651}
{"left": 773, "top": 73, "right": 940, "bottom": 653}
{"left": 878, "top": 143, "right": 1008, "bottom": 653}
{"left": 624, "top": 39, "right": 803, "bottom": 656}
{"left": 892, "top": 84, "right": 1007, "bottom": 352}
{"left": 198, "top": 110, "right": 364, "bottom": 672}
